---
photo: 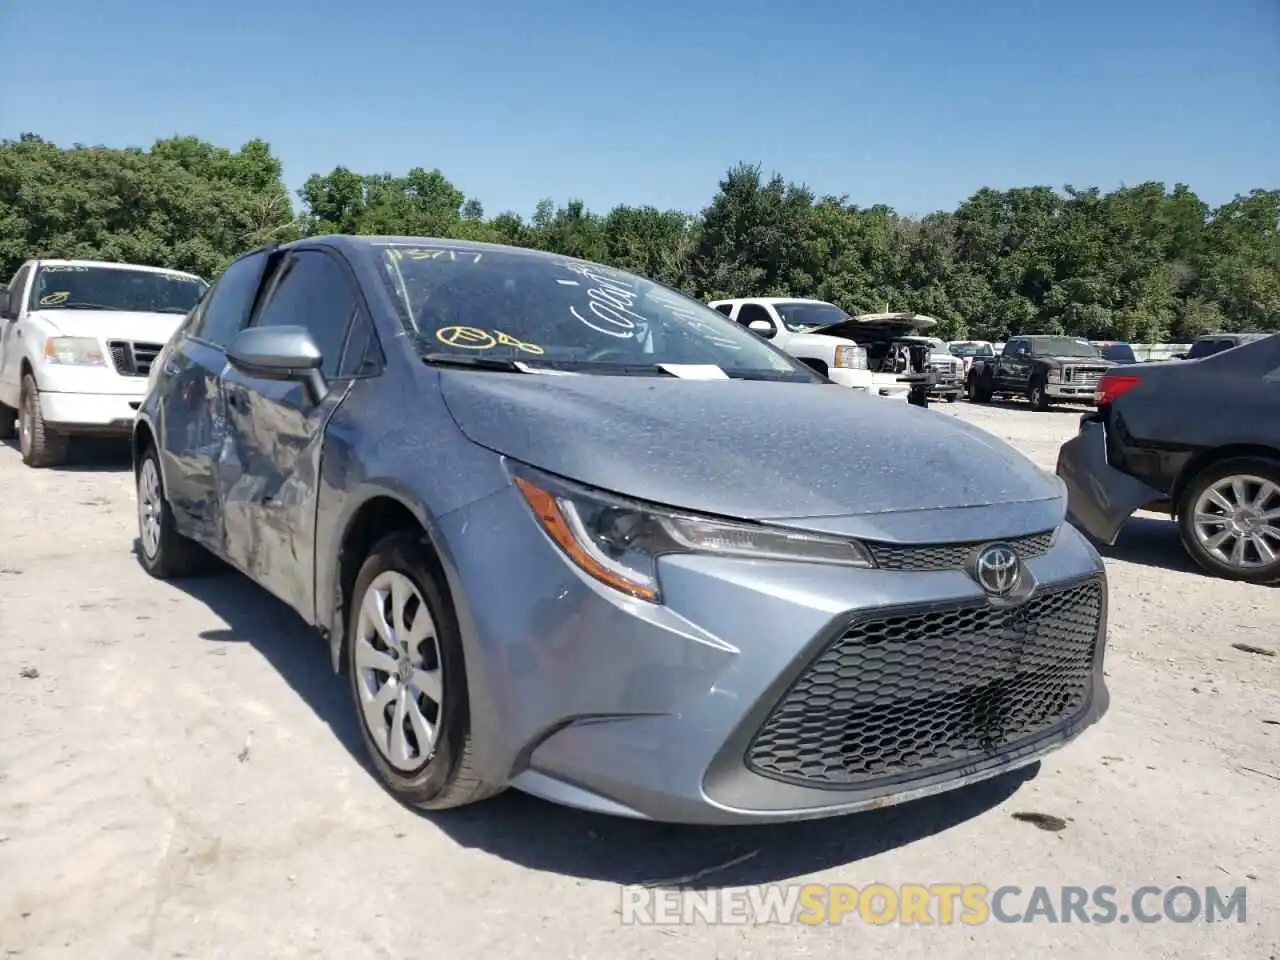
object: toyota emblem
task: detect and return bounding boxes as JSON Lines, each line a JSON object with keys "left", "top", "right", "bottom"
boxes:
{"left": 972, "top": 543, "right": 1022, "bottom": 596}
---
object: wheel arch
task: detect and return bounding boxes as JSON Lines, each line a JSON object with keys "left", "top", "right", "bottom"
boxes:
{"left": 325, "top": 487, "right": 447, "bottom": 674}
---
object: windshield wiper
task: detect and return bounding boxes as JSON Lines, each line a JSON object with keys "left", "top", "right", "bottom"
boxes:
{"left": 422, "top": 352, "right": 530, "bottom": 373}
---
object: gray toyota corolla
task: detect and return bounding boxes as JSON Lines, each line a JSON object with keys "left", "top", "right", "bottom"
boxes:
{"left": 133, "top": 235, "right": 1110, "bottom": 824}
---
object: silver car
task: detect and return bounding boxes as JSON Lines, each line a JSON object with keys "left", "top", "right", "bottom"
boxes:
{"left": 133, "top": 236, "right": 1110, "bottom": 825}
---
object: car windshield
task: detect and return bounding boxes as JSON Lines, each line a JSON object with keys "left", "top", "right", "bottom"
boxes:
{"left": 31, "top": 265, "right": 207, "bottom": 314}
{"left": 771, "top": 301, "right": 850, "bottom": 332}
{"left": 949, "top": 342, "right": 994, "bottom": 358}
{"left": 375, "top": 243, "right": 814, "bottom": 380}
{"left": 1097, "top": 342, "right": 1137, "bottom": 363}
{"left": 1030, "top": 337, "right": 1102, "bottom": 358}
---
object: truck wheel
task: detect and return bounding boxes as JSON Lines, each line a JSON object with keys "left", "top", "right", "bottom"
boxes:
{"left": 1028, "top": 379, "right": 1051, "bottom": 411}
{"left": 0, "top": 403, "right": 15, "bottom": 440}
{"left": 1176, "top": 457, "right": 1280, "bottom": 585}
{"left": 966, "top": 374, "right": 990, "bottom": 403}
{"left": 19, "top": 374, "right": 69, "bottom": 468}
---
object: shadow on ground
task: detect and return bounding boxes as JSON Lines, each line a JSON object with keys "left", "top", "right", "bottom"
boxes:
{"left": 1090, "top": 515, "right": 1205, "bottom": 577}
{"left": 1, "top": 436, "right": 132, "bottom": 472}
{"left": 151, "top": 543, "right": 1040, "bottom": 887}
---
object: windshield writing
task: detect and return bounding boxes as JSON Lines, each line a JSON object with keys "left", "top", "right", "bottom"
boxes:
{"left": 378, "top": 245, "right": 807, "bottom": 378}
{"left": 31, "top": 266, "right": 207, "bottom": 314}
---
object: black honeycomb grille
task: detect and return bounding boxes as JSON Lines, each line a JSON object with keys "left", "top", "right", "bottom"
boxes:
{"left": 746, "top": 577, "right": 1104, "bottom": 787}
{"left": 868, "top": 530, "right": 1056, "bottom": 572}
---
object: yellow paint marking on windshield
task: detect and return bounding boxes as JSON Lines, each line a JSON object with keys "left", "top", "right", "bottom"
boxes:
{"left": 436, "top": 326, "right": 496, "bottom": 349}
{"left": 494, "top": 331, "right": 544, "bottom": 355}
{"left": 434, "top": 326, "right": 544, "bottom": 355}
{"left": 39, "top": 292, "right": 69, "bottom": 305}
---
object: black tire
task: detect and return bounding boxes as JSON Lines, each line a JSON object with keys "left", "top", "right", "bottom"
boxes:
{"left": 135, "top": 444, "right": 209, "bottom": 578}
{"left": 1176, "top": 457, "right": 1280, "bottom": 585}
{"left": 347, "top": 529, "right": 503, "bottom": 811}
{"left": 967, "top": 373, "right": 991, "bottom": 403}
{"left": 0, "top": 402, "right": 15, "bottom": 440}
{"left": 19, "top": 374, "right": 69, "bottom": 467}
{"left": 1028, "top": 378, "right": 1051, "bottom": 411}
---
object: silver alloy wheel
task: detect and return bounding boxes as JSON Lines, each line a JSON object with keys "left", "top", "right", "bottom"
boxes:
{"left": 1192, "top": 474, "right": 1280, "bottom": 569}
{"left": 138, "top": 458, "right": 163, "bottom": 560}
{"left": 354, "top": 570, "right": 444, "bottom": 772}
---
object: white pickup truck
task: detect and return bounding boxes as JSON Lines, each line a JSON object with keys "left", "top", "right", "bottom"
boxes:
{"left": 0, "top": 258, "right": 208, "bottom": 467}
{"left": 708, "top": 297, "right": 957, "bottom": 403}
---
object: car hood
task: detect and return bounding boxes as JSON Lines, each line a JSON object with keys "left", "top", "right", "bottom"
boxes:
{"left": 28, "top": 309, "right": 186, "bottom": 343}
{"left": 438, "top": 372, "right": 1061, "bottom": 520}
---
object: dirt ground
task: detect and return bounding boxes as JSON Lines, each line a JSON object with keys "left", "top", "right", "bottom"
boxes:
{"left": 1, "top": 400, "right": 1276, "bottom": 959}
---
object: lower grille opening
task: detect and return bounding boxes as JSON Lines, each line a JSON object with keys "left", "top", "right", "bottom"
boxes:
{"left": 745, "top": 578, "right": 1103, "bottom": 788}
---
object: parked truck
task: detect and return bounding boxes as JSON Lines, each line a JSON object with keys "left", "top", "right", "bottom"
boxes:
{"left": 965, "top": 335, "right": 1114, "bottom": 411}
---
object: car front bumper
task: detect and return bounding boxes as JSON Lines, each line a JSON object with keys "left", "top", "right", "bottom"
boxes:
{"left": 38, "top": 390, "right": 143, "bottom": 434}
{"left": 1046, "top": 381, "right": 1098, "bottom": 403}
{"left": 437, "top": 485, "right": 1111, "bottom": 825}
{"left": 1056, "top": 418, "right": 1165, "bottom": 545}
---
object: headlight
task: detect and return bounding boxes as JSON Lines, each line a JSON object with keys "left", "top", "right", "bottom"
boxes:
{"left": 44, "top": 337, "right": 105, "bottom": 366}
{"left": 1047, "top": 369, "right": 1062, "bottom": 382}
{"left": 833, "top": 345, "right": 867, "bottom": 370}
{"left": 509, "top": 463, "right": 874, "bottom": 603}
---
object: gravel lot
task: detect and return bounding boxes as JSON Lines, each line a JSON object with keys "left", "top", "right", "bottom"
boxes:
{"left": 1, "top": 400, "right": 1276, "bottom": 959}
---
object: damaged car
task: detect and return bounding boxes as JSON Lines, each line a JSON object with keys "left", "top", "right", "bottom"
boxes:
{"left": 1056, "top": 333, "right": 1280, "bottom": 584}
{"left": 134, "top": 236, "right": 1111, "bottom": 824}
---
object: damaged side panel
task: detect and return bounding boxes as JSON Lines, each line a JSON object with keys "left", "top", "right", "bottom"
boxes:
{"left": 216, "top": 365, "right": 351, "bottom": 618}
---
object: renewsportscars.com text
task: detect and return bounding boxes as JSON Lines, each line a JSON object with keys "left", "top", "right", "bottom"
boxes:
{"left": 620, "top": 883, "right": 1248, "bottom": 926}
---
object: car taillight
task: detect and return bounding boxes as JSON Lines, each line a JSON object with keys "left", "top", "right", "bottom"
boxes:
{"left": 1095, "top": 373, "right": 1142, "bottom": 405}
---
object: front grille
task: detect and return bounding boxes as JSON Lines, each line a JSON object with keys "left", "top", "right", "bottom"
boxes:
{"left": 745, "top": 577, "right": 1104, "bottom": 788}
{"left": 929, "top": 360, "right": 959, "bottom": 382}
{"left": 106, "top": 340, "right": 164, "bottom": 377}
{"left": 1064, "top": 365, "right": 1107, "bottom": 386}
{"left": 868, "top": 530, "right": 1055, "bottom": 572}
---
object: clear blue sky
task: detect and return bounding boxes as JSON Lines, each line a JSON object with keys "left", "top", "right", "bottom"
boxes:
{"left": 2, "top": 0, "right": 1276, "bottom": 219}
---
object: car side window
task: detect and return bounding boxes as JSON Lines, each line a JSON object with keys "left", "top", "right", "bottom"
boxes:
{"left": 250, "top": 250, "right": 357, "bottom": 379}
{"left": 337, "top": 307, "right": 386, "bottom": 377}
{"left": 713, "top": 303, "right": 734, "bottom": 316}
{"left": 5, "top": 265, "right": 31, "bottom": 316}
{"left": 737, "top": 303, "right": 777, "bottom": 335}
{"left": 191, "top": 252, "right": 269, "bottom": 348}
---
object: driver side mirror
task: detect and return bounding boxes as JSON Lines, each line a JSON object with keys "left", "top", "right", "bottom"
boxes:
{"left": 747, "top": 319, "right": 775, "bottom": 338}
{"left": 227, "top": 325, "right": 329, "bottom": 404}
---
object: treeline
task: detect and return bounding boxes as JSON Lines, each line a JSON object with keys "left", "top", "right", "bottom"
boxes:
{"left": 1, "top": 132, "right": 1277, "bottom": 341}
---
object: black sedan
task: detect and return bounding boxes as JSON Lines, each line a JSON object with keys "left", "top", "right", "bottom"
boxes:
{"left": 1056, "top": 333, "right": 1280, "bottom": 584}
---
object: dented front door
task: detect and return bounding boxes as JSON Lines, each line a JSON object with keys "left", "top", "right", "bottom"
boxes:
{"left": 216, "top": 366, "right": 348, "bottom": 619}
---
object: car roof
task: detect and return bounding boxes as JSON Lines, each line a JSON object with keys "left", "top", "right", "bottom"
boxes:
{"left": 706, "top": 296, "right": 835, "bottom": 307}
{"left": 35, "top": 258, "right": 205, "bottom": 281}
{"left": 296, "top": 235, "right": 592, "bottom": 264}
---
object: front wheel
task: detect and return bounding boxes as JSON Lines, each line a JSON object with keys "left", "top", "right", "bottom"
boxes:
{"left": 1028, "top": 379, "right": 1051, "bottom": 411}
{"left": 1176, "top": 458, "right": 1280, "bottom": 585}
{"left": 135, "top": 445, "right": 209, "bottom": 578}
{"left": 347, "top": 530, "right": 504, "bottom": 811}
{"left": 19, "top": 375, "right": 69, "bottom": 467}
